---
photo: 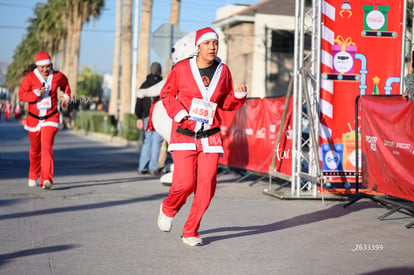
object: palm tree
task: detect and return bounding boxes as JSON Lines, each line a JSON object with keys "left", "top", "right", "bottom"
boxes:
{"left": 77, "top": 66, "right": 104, "bottom": 98}
{"left": 119, "top": 0, "right": 133, "bottom": 123}
{"left": 165, "top": 0, "right": 181, "bottom": 76}
{"left": 5, "top": 0, "right": 105, "bottom": 100}
{"left": 29, "top": 1, "right": 67, "bottom": 66}
{"left": 5, "top": 2, "right": 60, "bottom": 89}
{"left": 170, "top": 0, "right": 180, "bottom": 25}
{"left": 60, "top": 0, "right": 105, "bottom": 98}
{"left": 109, "top": 0, "right": 123, "bottom": 117}
{"left": 136, "top": 0, "right": 153, "bottom": 87}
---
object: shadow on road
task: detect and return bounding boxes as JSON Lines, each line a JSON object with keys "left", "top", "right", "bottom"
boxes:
{"left": 201, "top": 201, "right": 380, "bottom": 245}
{"left": 1, "top": 120, "right": 140, "bottom": 179}
{"left": 0, "top": 244, "right": 79, "bottom": 267}
{"left": 52, "top": 176, "right": 157, "bottom": 190}
{"left": 0, "top": 192, "right": 167, "bottom": 221}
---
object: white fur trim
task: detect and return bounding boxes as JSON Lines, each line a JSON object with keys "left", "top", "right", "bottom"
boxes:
{"left": 33, "top": 89, "right": 41, "bottom": 96}
{"left": 168, "top": 143, "right": 196, "bottom": 151}
{"left": 201, "top": 138, "right": 224, "bottom": 154}
{"left": 196, "top": 33, "right": 218, "bottom": 46}
{"left": 137, "top": 80, "right": 165, "bottom": 98}
{"left": 174, "top": 110, "right": 189, "bottom": 122}
{"left": 33, "top": 68, "right": 53, "bottom": 97}
{"left": 35, "top": 59, "right": 51, "bottom": 66}
{"left": 189, "top": 56, "right": 222, "bottom": 102}
{"left": 234, "top": 91, "right": 248, "bottom": 99}
{"left": 42, "top": 121, "right": 60, "bottom": 128}
{"left": 235, "top": 84, "right": 249, "bottom": 98}
{"left": 24, "top": 121, "right": 59, "bottom": 132}
{"left": 203, "top": 146, "right": 224, "bottom": 154}
{"left": 25, "top": 124, "right": 41, "bottom": 132}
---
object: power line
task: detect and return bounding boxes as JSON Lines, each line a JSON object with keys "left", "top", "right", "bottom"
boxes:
{"left": 0, "top": 25, "right": 26, "bottom": 30}
{"left": 0, "top": 2, "right": 36, "bottom": 8}
{"left": 0, "top": 25, "right": 115, "bottom": 33}
{"left": 83, "top": 28, "right": 114, "bottom": 33}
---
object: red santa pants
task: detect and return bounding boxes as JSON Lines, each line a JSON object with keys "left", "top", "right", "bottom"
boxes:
{"left": 28, "top": 126, "right": 58, "bottom": 186}
{"left": 162, "top": 144, "right": 219, "bottom": 238}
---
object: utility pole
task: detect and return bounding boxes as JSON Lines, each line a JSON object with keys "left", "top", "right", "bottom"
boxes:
{"left": 131, "top": 0, "right": 140, "bottom": 112}
{"left": 119, "top": 0, "right": 133, "bottom": 123}
{"left": 109, "top": 0, "right": 123, "bottom": 118}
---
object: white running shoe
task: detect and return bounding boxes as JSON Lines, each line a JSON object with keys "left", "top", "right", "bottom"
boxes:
{"left": 42, "top": 180, "right": 52, "bottom": 190}
{"left": 182, "top": 236, "right": 203, "bottom": 247}
{"left": 157, "top": 203, "right": 173, "bottom": 232}
{"left": 28, "top": 179, "right": 37, "bottom": 187}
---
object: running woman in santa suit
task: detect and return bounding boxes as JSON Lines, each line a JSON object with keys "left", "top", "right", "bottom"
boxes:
{"left": 157, "top": 27, "right": 248, "bottom": 246}
{"left": 18, "top": 51, "right": 71, "bottom": 189}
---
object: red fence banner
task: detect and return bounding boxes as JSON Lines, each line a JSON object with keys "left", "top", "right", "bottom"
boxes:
{"left": 361, "top": 96, "right": 414, "bottom": 201}
{"left": 320, "top": 0, "right": 405, "bottom": 185}
{"left": 219, "top": 97, "right": 293, "bottom": 175}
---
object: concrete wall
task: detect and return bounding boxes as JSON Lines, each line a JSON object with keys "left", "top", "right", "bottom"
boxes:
{"left": 252, "top": 14, "right": 295, "bottom": 98}
{"left": 223, "top": 23, "right": 255, "bottom": 93}
{"left": 214, "top": 9, "right": 311, "bottom": 98}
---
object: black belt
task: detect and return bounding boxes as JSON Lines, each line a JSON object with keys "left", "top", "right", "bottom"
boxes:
{"left": 177, "top": 126, "right": 220, "bottom": 139}
{"left": 28, "top": 108, "right": 58, "bottom": 120}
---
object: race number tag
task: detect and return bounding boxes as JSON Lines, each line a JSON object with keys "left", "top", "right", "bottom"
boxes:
{"left": 189, "top": 98, "right": 217, "bottom": 125}
{"left": 37, "top": 96, "right": 52, "bottom": 110}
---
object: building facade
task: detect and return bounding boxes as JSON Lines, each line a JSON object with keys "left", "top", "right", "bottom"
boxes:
{"left": 214, "top": 0, "right": 299, "bottom": 98}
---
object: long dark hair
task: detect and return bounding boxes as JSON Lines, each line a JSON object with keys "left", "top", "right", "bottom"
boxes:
{"left": 22, "top": 63, "right": 37, "bottom": 76}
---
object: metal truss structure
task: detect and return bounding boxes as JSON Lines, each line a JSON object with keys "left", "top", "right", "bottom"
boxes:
{"left": 267, "top": 0, "right": 411, "bottom": 201}
{"left": 267, "top": 0, "right": 324, "bottom": 201}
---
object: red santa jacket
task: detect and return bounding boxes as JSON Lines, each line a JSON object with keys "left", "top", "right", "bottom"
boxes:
{"left": 18, "top": 69, "right": 71, "bottom": 132}
{"left": 160, "top": 56, "right": 246, "bottom": 153}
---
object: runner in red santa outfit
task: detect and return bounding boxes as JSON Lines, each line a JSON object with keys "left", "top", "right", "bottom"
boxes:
{"left": 14, "top": 102, "right": 22, "bottom": 120}
{"left": 158, "top": 27, "right": 248, "bottom": 246}
{"left": 18, "top": 51, "right": 71, "bottom": 189}
{"left": 4, "top": 99, "right": 12, "bottom": 121}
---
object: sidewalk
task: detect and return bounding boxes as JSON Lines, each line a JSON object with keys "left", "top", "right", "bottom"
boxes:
{"left": 0, "top": 119, "right": 413, "bottom": 275}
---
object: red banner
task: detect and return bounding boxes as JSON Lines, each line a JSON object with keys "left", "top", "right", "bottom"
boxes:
{"left": 361, "top": 96, "right": 414, "bottom": 201}
{"left": 219, "top": 97, "right": 292, "bottom": 175}
{"left": 320, "top": 0, "right": 405, "bottom": 184}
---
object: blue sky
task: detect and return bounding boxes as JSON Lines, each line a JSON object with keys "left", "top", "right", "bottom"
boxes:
{"left": 0, "top": 0, "right": 258, "bottom": 74}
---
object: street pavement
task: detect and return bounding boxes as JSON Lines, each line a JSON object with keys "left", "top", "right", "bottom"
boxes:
{"left": 0, "top": 117, "right": 413, "bottom": 275}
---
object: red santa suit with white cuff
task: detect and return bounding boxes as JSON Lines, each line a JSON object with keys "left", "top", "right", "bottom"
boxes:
{"left": 160, "top": 50, "right": 247, "bottom": 238}
{"left": 18, "top": 51, "right": 71, "bottom": 188}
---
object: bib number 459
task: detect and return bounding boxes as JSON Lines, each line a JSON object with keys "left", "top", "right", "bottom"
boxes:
{"left": 189, "top": 98, "right": 217, "bottom": 125}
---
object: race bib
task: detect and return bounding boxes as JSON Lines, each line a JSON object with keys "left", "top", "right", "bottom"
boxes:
{"left": 37, "top": 96, "right": 52, "bottom": 110}
{"left": 189, "top": 98, "right": 217, "bottom": 125}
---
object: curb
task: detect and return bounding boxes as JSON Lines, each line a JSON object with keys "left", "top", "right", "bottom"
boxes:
{"left": 71, "top": 129, "right": 140, "bottom": 147}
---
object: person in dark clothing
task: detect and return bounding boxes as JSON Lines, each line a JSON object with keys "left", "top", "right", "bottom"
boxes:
{"left": 135, "top": 62, "right": 164, "bottom": 176}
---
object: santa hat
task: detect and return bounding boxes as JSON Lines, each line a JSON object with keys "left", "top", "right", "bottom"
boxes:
{"left": 195, "top": 27, "right": 218, "bottom": 47}
{"left": 35, "top": 51, "right": 52, "bottom": 66}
